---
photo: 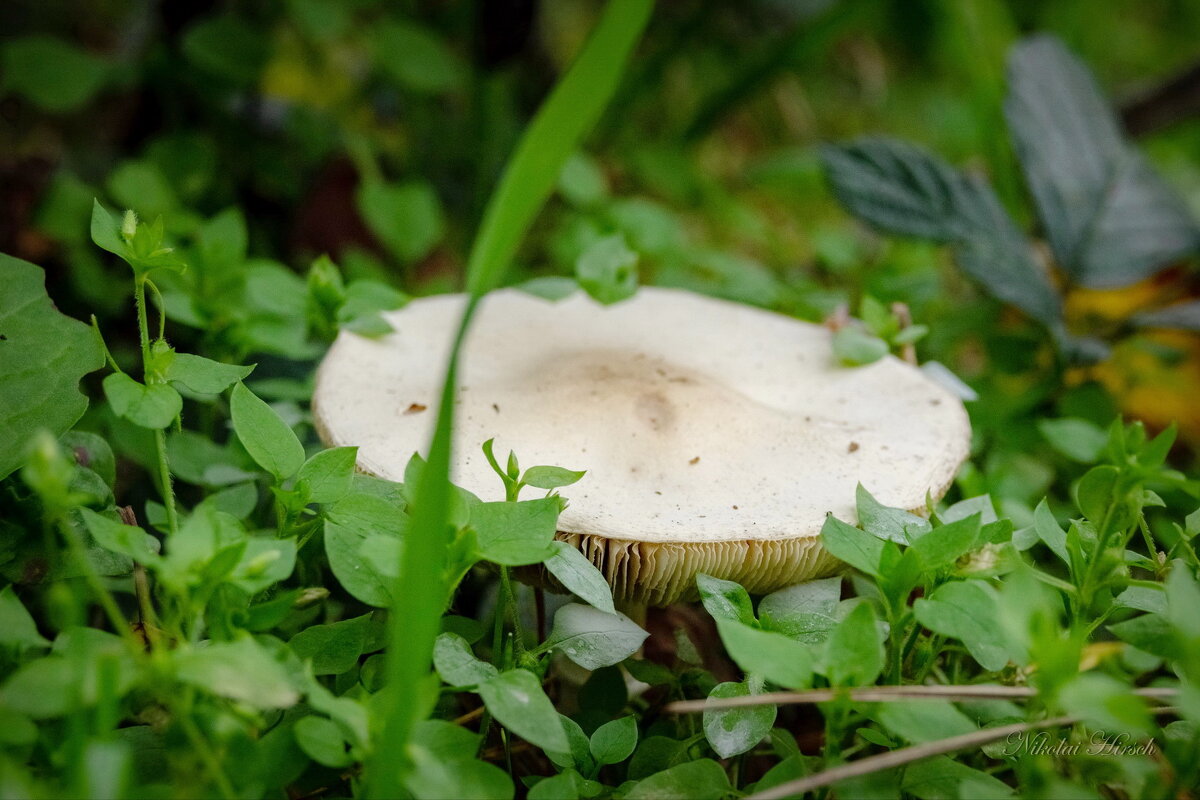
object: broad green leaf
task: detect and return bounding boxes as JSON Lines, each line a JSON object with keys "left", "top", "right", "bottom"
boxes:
{"left": 1005, "top": 36, "right": 1200, "bottom": 288}
{"left": 1075, "top": 465, "right": 1122, "bottom": 524}
{"left": 230, "top": 382, "right": 305, "bottom": 480}
{"left": 357, "top": 179, "right": 445, "bottom": 264}
{"left": 875, "top": 700, "right": 977, "bottom": 744}
{"left": 695, "top": 573, "right": 756, "bottom": 626}
{"left": 1038, "top": 417, "right": 1107, "bottom": 463}
{"left": 288, "top": 614, "right": 371, "bottom": 676}
{"left": 544, "top": 541, "right": 615, "bottom": 615}
{"left": 546, "top": 714, "right": 594, "bottom": 773}
{"left": 297, "top": 446, "right": 358, "bottom": 504}
{"left": 0, "top": 255, "right": 104, "bottom": 479}
{"left": 229, "top": 537, "right": 295, "bottom": 594}
{"left": 824, "top": 601, "right": 884, "bottom": 686}
{"left": 174, "top": 637, "right": 299, "bottom": 709}
{"left": 182, "top": 14, "right": 268, "bottom": 86}
{"left": 857, "top": 483, "right": 930, "bottom": 543}
{"left": 477, "top": 669, "right": 569, "bottom": 752}
{"left": 820, "top": 515, "right": 884, "bottom": 577}
{"left": 627, "top": 759, "right": 731, "bottom": 800}
{"left": 909, "top": 513, "right": 980, "bottom": 571}
{"left": 575, "top": 234, "right": 638, "bottom": 305}
{"left": 1108, "top": 614, "right": 1181, "bottom": 661}
{"left": 80, "top": 508, "right": 161, "bottom": 565}
{"left": 522, "top": 465, "right": 587, "bottom": 490}
{"left": 295, "top": 716, "right": 354, "bottom": 768}
{"left": 528, "top": 769, "right": 600, "bottom": 800}
{"left": 166, "top": 353, "right": 254, "bottom": 395}
{"left": 715, "top": 618, "right": 813, "bottom": 689}
{"left": 758, "top": 577, "right": 841, "bottom": 644}
{"left": 590, "top": 715, "right": 638, "bottom": 766}
{"left": 914, "top": 581, "right": 1010, "bottom": 671}
{"left": 546, "top": 604, "right": 648, "bottom": 670}
{"left": 0, "top": 586, "right": 50, "bottom": 650}
{"left": 407, "top": 744, "right": 514, "bottom": 800}
{"left": 1059, "top": 672, "right": 1153, "bottom": 737}
{"left": 325, "top": 515, "right": 401, "bottom": 607}
{"left": 103, "top": 373, "right": 182, "bottom": 430}
{"left": 703, "top": 681, "right": 776, "bottom": 759}
{"left": 433, "top": 632, "right": 499, "bottom": 688}
{"left": 0, "top": 35, "right": 109, "bottom": 111}
{"left": 470, "top": 498, "right": 561, "bottom": 566}
{"left": 902, "top": 756, "right": 1013, "bottom": 800}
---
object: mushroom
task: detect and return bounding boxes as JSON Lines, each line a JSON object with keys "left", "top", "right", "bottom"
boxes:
{"left": 313, "top": 287, "right": 970, "bottom": 606}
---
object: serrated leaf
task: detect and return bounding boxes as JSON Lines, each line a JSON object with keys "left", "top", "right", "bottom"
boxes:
{"left": 1005, "top": 35, "right": 1200, "bottom": 288}
{"left": 0, "top": 255, "right": 104, "bottom": 479}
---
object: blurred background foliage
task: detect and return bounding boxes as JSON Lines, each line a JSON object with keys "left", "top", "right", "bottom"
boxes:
{"left": 3, "top": 0, "right": 1199, "bottom": 523}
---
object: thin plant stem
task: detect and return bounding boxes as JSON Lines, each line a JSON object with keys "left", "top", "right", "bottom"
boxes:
{"left": 134, "top": 276, "right": 179, "bottom": 536}
{"left": 54, "top": 514, "right": 141, "bottom": 653}
{"left": 179, "top": 693, "right": 238, "bottom": 800}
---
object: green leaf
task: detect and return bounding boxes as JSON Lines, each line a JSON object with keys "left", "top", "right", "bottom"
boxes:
{"left": 559, "top": 153, "right": 609, "bottom": 208}
{"left": 1074, "top": 465, "right": 1121, "bottom": 523}
{"left": 824, "top": 601, "right": 884, "bottom": 686}
{"left": 546, "top": 603, "right": 648, "bottom": 670}
{"left": 288, "top": 614, "right": 371, "bottom": 675}
{"left": 1108, "top": 613, "right": 1181, "bottom": 661}
{"left": 757, "top": 577, "right": 841, "bottom": 644}
{"left": 832, "top": 327, "right": 889, "bottom": 366}
{"left": 703, "top": 681, "right": 776, "bottom": 759}
{"left": 695, "top": 573, "right": 756, "bottom": 626}
{"left": 822, "top": 137, "right": 1062, "bottom": 328}
{"left": 80, "top": 508, "right": 161, "bottom": 565}
{"left": 478, "top": 669, "right": 569, "bottom": 752}
{"left": 543, "top": 541, "right": 616, "bottom": 615}
{"left": 182, "top": 14, "right": 269, "bottom": 86}
{"left": 627, "top": 759, "right": 731, "bottom": 800}
{"left": 546, "top": 714, "right": 594, "bottom": 774}
{"left": 358, "top": 179, "right": 445, "bottom": 264}
{"left": 522, "top": 465, "right": 587, "bottom": 490}
{"left": 0, "top": 255, "right": 104, "bottom": 479}
{"left": 902, "top": 756, "right": 1014, "bottom": 800}
{"left": 820, "top": 515, "right": 884, "bottom": 577}
{"left": 1032, "top": 500, "right": 1069, "bottom": 564}
{"left": 230, "top": 382, "right": 305, "bottom": 481}
{"left": 166, "top": 353, "right": 254, "bottom": 395}
{"left": 297, "top": 446, "right": 358, "bottom": 504}
{"left": 856, "top": 483, "right": 931, "bottom": 543}
{"left": 408, "top": 745, "right": 514, "bottom": 800}
{"left": 102, "top": 373, "right": 182, "bottom": 430}
{"left": 325, "top": 518, "right": 401, "bottom": 607}
{"left": 470, "top": 498, "right": 561, "bottom": 566}
{"left": 528, "top": 769, "right": 600, "bottom": 800}
{"left": 1037, "top": 417, "right": 1108, "bottom": 463}
{"left": 1005, "top": 36, "right": 1200, "bottom": 288}
{"left": 295, "top": 716, "right": 355, "bottom": 768}
{"left": 230, "top": 537, "right": 296, "bottom": 594}
{"left": 875, "top": 700, "right": 977, "bottom": 744}
{"left": 0, "top": 35, "right": 109, "bottom": 111}
{"left": 575, "top": 234, "right": 638, "bottom": 305}
{"left": 914, "top": 581, "right": 1010, "bottom": 671}
{"left": 370, "top": 20, "right": 466, "bottom": 94}
{"left": 174, "top": 637, "right": 299, "bottom": 709}
{"left": 433, "top": 632, "right": 499, "bottom": 688}
{"left": 909, "top": 513, "right": 980, "bottom": 571}
{"left": 0, "top": 585, "right": 50, "bottom": 650}
{"left": 716, "top": 618, "right": 813, "bottom": 689}
{"left": 590, "top": 715, "right": 638, "bottom": 766}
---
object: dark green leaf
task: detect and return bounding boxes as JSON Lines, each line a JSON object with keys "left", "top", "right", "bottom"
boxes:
{"left": 1005, "top": 35, "right": 1200, "bottom": 288}
{"left": 0, "top": 585, "right": 50, "bottom": 650}
{"left": 875, "top": 700, "right": 977, "bottom": 744}
{"left": 590, "top": 715, "right": 638, "bottom": 766}
{"left": 433, "top": 632, "right": 499, "bottom": 688}
{"left": 80, "top": 508, "right": 161, "bottom": 565}
{"left": 914, "top": 581, "right": 1010, "bottom": 671}
{"left": 478, "top": 669, "right": 569, "bottom": 752}
{"left": 294, "top": 716, "right": 354, "bottom": 768}
{"left": 370, "top": 21, "right": 466, "bottom": 94}
{"left": 297, "top": 446, "right": 358, "bottom": 504}
{"left": 288, "top": 614, "right": 371, "bottom": 675}
{"left": 0, "top": 35, "right": 108, "bottom": 111}
{"left": 174, "top": 637, "right": 299, "bottom": 709}
{"left": 824, "top": 601, "right": 884, "bottom": 686}
{"left": 716, "top": 618, "right": 813, "bottom": 689}
{"left": 0, "top": 255, "right": 104, "bottom": 478}
{"left": 358, "top": 179, "right": 445, "bottom": 264}
{"left": 909, "top": 514, "right": 980, "bottom": 571}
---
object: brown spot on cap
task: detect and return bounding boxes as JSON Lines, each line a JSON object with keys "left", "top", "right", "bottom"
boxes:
{"left": 848, "top": 441, "right": 859, "bottom": 453}
{"left": 689, "top": 456, "right": 700, "bottom": 465}
{"left": 404, "top": 403, "right": 427, "bottom": 414}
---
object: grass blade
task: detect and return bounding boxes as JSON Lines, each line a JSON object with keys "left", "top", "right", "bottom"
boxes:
{"left": 369, "top": 1, "right": 653, "bottom": 796}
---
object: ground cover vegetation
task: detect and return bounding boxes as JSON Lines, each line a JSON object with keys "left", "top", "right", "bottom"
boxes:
{"left": 2, "top": 0, "right": 1200, "bottom": 797}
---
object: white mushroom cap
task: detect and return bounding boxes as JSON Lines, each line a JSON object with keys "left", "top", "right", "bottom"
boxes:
{"left": 313, "top": 287, "right": 971, "bottom": 605}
